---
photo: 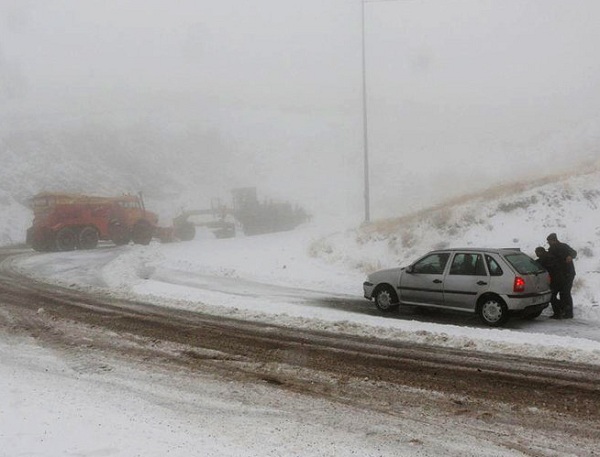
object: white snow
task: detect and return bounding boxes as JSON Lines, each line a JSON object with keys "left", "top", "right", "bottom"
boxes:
{"left": 1, "top": 332, "right": 536, "bottom": 457}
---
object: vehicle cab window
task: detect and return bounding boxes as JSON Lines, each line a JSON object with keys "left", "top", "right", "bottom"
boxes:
{"left": 449, "top": 253, "right": 486, "bottom": 276}
{"left": 412, "top": 253, "right": 450, "bottom": 275}
{"left": 485, "top": 255, "right": 503, "bottom": 276}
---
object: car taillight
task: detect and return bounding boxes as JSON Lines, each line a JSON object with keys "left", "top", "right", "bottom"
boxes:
{"left": 513, "top": 276, "right": 526, "bottom": 292}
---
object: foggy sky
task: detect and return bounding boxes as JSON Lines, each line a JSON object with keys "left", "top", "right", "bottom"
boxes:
{"left": 1, "top": 0, "right": 600, "bottom": 222}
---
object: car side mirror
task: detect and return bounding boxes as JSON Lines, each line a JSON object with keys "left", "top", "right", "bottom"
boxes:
{"left": 406, "top": 265, "right": 414, "bottom": 274}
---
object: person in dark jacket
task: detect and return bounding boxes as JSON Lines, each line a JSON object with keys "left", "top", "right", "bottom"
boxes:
{"left": 546, "top": 233, "right": 577, "bottom": 319}
{"left": 535, "top": 246, "right": 563, "bottom": 319}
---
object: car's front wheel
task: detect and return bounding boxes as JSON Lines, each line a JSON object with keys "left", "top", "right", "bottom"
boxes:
{"left": 478, "top": 296, "right": 509, "bottom": 327}
{"left": 374, "top": 285, "right": 399, "bottom": 312}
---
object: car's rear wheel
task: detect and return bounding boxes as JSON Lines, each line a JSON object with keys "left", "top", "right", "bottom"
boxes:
{"left": 374, "top": 285, "right": 399, "bottom": 312}
{"left": 478, "top": 296, "right": 509, "bottom": 327}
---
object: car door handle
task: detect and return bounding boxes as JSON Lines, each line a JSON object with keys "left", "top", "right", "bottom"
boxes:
{"left": 477, "top": 281, "right": 488, "bottom": 286}
{"left": 433, "top": 279, "right": 442, "bottom": 284}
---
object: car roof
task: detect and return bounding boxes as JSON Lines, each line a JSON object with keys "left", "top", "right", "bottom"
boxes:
{"left": 431, "top": 247, "right": 523, "bottom": 255}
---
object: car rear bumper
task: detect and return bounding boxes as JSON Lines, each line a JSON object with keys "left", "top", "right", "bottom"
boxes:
{"left": 504, "top": 291, "right": 552, "bottom": 311}
{"left": 511, "top": 302, "right": 549, "bottom": 317}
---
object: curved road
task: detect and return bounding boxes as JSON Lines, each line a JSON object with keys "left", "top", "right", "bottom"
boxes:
{"left": 1, "top": 247, "right": 600, "bottom": 454}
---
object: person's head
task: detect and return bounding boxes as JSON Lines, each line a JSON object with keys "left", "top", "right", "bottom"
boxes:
{"left": 547, "top": 233, "right": 559, "bottom": 246}
{"left": 535, "top": 246, "right": 547, "bottom": 258}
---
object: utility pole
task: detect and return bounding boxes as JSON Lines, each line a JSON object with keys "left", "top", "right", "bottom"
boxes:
{"left": 361, "top": 0, "right": 371, "bottom": 223}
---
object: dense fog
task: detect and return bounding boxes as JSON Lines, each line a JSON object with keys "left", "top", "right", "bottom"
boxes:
{"left": 1, "top": 0, "right": 599, "bottom": 225}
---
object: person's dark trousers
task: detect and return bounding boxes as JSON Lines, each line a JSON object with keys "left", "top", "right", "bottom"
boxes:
{"left": 550, "top": 287, "right": 562, "bottom": 317}
{"left": 559, "top": 276, "right": 575, "bottom": 318}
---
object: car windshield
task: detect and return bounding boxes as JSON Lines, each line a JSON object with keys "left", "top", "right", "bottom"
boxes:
{"left": 503, "top": 252, "right": 545, "bottom": 274}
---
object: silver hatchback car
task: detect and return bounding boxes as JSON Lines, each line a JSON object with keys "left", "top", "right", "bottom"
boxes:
{"left": 363, "top": 248, "right": 551, "bottom": 327}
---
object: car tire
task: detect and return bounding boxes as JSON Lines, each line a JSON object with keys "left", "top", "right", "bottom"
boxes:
{"left": 478, "top": 296, "right": 509, "bottom": 327}
{"left": 374, "top": 285, "right": 399, "bottom": 312}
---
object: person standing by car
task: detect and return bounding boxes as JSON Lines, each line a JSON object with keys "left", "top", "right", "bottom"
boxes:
{"left": 546, "top": 233, "right": 577, "bottom": 319}
{"left": 535, "top": 246, "right": 563, "bottom": 319}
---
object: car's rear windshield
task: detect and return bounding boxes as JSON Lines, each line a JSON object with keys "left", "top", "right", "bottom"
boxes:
{"left": 503, "top": 253, "right": 545, "bottom": 274}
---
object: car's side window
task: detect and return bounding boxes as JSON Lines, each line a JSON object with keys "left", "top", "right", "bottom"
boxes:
{"left": 449, "top": 253, "right": 485, "bottom": 276}
{"left": 485, "top": 255, "right": 503, "bottom": 276}
{"left": 412, "top": 253, "right": 450, "bottom": 275}
{"left": 475, "top": 256, "right": 487, "bottom": 276}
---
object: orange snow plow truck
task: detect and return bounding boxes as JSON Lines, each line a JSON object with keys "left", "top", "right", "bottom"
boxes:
{"left": 25, "top": 192, "right": 195, "bottom": 252}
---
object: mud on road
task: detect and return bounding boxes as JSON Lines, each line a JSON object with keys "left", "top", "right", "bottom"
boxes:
{"left": 1, "top": 248, "right": 600, "bottom": 455}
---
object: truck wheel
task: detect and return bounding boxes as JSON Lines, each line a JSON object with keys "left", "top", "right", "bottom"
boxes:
{"left": 78, "top": 226, "right": 99, "bottom": 250}
{"left": 174, "top": 221, "right": 196, "bottom": 241}
{"left": 31, "top": 228, "right": 55, "bottom": 252}
{"left": 132, "top": 220, "right": 154, "bottom": 245}
{"left": 109, "top": 221, "right": 130, "bottom": 246}
{"left": 55, "top": 227, "right": 77, "bottom": 251}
